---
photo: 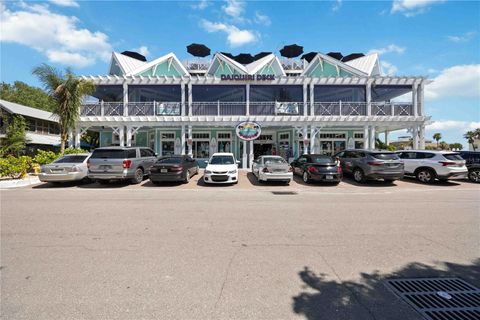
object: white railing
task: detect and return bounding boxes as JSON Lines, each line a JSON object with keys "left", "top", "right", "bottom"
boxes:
{"left": 250, "top": 102, "right": 305, "bottom": 115}
{"left": 371, "top": 102, "right": 413, "bottom": 116}
{"left": 80, "top": 101, "right": 181, "bottom": 116}
{"left": 313, "top": 102, "right": 367, "bottom": 116}
{"left": 191, "top": 102, "right": 246, "bottom": 116}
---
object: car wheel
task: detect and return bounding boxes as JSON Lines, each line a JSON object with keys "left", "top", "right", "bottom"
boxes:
{"left": 416, "top": 168, "right": 435, "bottom": 184}
{"left": 302, "top": 171, "right": 310, "bottom": 184}
{"left": 130, "top": 168, "right": 144, "bottom": 184}
{"left": 468, "top": 169, "right": 480, "bottom": 183}
{"left": 184, "top": 170, "right": 190, "bottom": 183}
{"left": 353, "top": 168, "right": 366, "bottom": 183}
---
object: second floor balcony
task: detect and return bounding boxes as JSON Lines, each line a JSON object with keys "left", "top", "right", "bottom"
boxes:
{"left": 80, "top": 101, "right": 415, "bottom": 117}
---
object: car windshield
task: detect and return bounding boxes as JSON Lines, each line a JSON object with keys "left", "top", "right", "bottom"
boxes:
{"left": 444, "top": 153, "right": 463, "bottom": 161}
{"left": 263, "top": 157, "right": 287, "bottom": 165}
{"left": 210, "top": 156, "right": 235, "bottom": 165}
{"left": 157, "top": 157, "right": 182, "bottom": 164}
{"left": 310, "top": 155, "right": 334, "bottom": 163}
{"left": 90, "top": 149, "right": 127, "bottom": 159}
{"left": 53, "top": 155, "right": 88, "bottom": 163}
{"left": 371, "top": 153, "right": 399, "bottom": 160}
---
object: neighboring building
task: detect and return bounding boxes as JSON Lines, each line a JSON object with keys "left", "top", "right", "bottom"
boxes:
{"left": 469, "top": 139, "right": 479, "bottom": 151}
{"left": 390, "top": 135, "right": 435, "bottom": 150}
{"left": 0, "top": 99, "right": 60, "bottom": 153}
{"left": 77, "top": 50, "right": 430, "bottom": 167}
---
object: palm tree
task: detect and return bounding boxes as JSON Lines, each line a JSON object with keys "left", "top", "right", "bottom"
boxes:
{"left": 464, "top": 130, "right": 477, "bottom": 151}
{"left": 32, "top": 64, "right": 95, "bottom": 154}
{"left": 433, "top": 133, "right": 442, "bottom": 149}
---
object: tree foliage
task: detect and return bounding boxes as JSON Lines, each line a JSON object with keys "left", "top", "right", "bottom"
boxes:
{"left": 464, "top": 129, "right": 479, "bottom": 151}
{"left": 0, "top": 81, "right": 56, "bottom": 112}
{"left": 0, "top": 155, "right": 32, "bottom": 179}
{"left": 0, "top": 115, "right": 29, "bottom": 157}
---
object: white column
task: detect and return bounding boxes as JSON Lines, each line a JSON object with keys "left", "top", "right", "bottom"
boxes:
{"left": 126, "top": 126, "right": 132, "bottom": 147}
{"left": 187, "top": 125, "right": 193, "bottom": 156}
{"left": 302, "top": 125, "right": 308, "bottom": 154}
{"left": 74, "top": 128, "right": 81, "bottom": 148}
{"left": 310, "top": 81, "right": 315, "bottom": 116}
{"left": 413, "top": 126, "right": 419, "bottom": 150}
{"left": 68, "top": 128, "right": 74, "bottom": 148}
{"left": 369, "top": 126, "right": 376, "bottom": 150}
{"left": 384, "top": 130, "right": 390, "bottom": 146}
{"left": 188, "top": 82, "right": 193, "bottom": 116}
{"left": 123, "top": 81, "right": 128, "bottom": 116}
{"left": 310, "top": 126, "right": 315, "bottom": 154}
{"left": 248, "top": 140, "right": 254, "bottom": 168}
{"left": 181, "top": 125, "right": 186, "bottom": 155}
{"left": 303, "top": 82, "right": 308, "bottom": 116}
{"left": 419, "top": 124, "right": 426, "bottom": 149}
{"left": 119, "top": 126, "right": 125, "bottom": 147}
{"left": 242, "top": 140, "right": 247, "bottom": 169}
{"left": 363, "top": 126, "right": 369, "bottom": 150}
{"left": 245, "top": 83, "right": 250, "bottom": 116}
{"left": 366, "top": 80, "right": 372, "bottom": 116}
{"left": 181, "top": 81, "right": 186, "bottom": 116}
{"left": 418, "top": 81, "right": 424, "bottom": 116}
{"left": 412, "top": 82, "right": 418, "bottom": 117}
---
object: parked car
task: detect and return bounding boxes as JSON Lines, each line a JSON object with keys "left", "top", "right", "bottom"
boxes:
{"left": 290, "top": 154, "right": 342, "bottom": 184}
{"left": 396, "top": 150, "right": 467, "bottom": 183}
{"left": 335, "top": 150, "right": 404, "bottom": 183}
{"left": 87, "top": 147, "right": 157, "bottom": 184}
{"left": 149, "top": 155, "right": 199, "bottom": 184}
{"left": 39, "top": 153, "right": 91, "bottom": 184}
{"left": 458, "top": 151, "right": 480, "bottom": 183}
{"left": 252, "top": 155, "right": 293, "bottom": 184}
{"left": 203, "top": 153, "right": 240, "bottom": 184}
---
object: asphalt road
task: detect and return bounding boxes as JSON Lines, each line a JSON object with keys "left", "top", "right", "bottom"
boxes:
{"left": 1, "top": 174, "right": 479, "bottom": 320}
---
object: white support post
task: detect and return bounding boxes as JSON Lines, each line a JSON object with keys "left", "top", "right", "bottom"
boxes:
{"left": 181, "top": 125, "right": 186, "bottom": 155}
{"left": 339, "top": 100, "right": 343, "bottom": 116}
{"left": 418, "top": 81, "right": 424, "bottom": 116}
{"left": 363, "top": 125, "right": 369, "bottom": 150}
{"left": 366, "top": 80, "right": 372, "bottom": 116}
{"left": 412, "top": 82, "right": 418, "bottom": 117}
{"left": 100, "top": 100, "right": 104, "bottom": 116}
{"left": 68, "top": 128, "right": 73, "bottom": 148}
{"left": 74, "top": 128, "right": 81, "bottom": 148}
{"left": 302, "top": 125, "right": 308, "bottom": 154}
{"left": 246, "top": 83, "right": 250, "bottom": 116}
{"left": 369, "top": 126, "right": 376, "bottom": 150}
{"left": 188, "top": 125, "right": 193, "bottom": 156}
{"left": 310, "top": 126, "right": 315, "bottom": 154}
{"left": 188, "top": 82, "right": 193, "bottom": 116}
{"left": 242, "top": 140, "right": 247, "bottom": 169}
{"left": 119, "top": 126, "right": 125, "bottom": 147}
{"left": 181, "top": 82, "right": 186, "bottom": 116}
{"left": 385, "top": 130, "right": 390, "bottom": 146}
{"left": 303, "top": 82, "right": 308, "bottom": 116}
{"left": 419, "top": 124, "right": 425, "bottom": 150}
{"left": 413, "top": 126, "right": 419, "bottom": 150}
{"left": 126, "top": 126, "right": 132, "bottom": 147}
{"left": 123, "top": 81, "right": 128, "bottom": 116}
{"left": 248, "top": 140, "right": 254, "bottom": 169}
{"left": 310, "top": 81, "right": 315, "bottom": 116}
{"left": 217, "top": 100, "right": 220, "bottom": 116}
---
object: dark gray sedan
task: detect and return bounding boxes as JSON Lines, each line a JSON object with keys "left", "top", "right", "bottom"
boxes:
{"left": 290, "top": 154, "right": 342, "bottom": 184}
{"left": 149, "top": 155, "right": 199, "bottom": 184}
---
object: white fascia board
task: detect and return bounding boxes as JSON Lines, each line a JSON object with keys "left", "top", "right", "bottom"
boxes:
{"left": 126, "top": 52, "right": 189, "bottom": 76}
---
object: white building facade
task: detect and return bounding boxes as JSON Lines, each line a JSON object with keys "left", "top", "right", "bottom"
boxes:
{"left": 77, "top": 51, "right": 430, "bottom": 168}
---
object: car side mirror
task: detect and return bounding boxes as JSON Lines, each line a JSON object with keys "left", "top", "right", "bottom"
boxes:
{"left": 204, "top": 160, "right": 208, "bottom": 164}
{"left": 236, "top": 160, "right": 240, "bottom": 164}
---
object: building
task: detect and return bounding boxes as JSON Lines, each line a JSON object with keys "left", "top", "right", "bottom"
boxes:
{"left": 0, "top": 99, "right": 60, "bottom": 152}
{"left": 469, "top": 139, "right": 479, "bottom": 151}
{"left": 76, "top": 50, "right": 430, "bottom": 168}
{"left": 390, "top": 135, "right": 435, "bottom": 150}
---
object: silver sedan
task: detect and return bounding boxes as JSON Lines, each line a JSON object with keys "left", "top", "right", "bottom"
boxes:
{"left": 39, "top": 153, "right": 91, "bottom": 183}
{"left": 252, "top": 155, "right": 293, "bottom": 184}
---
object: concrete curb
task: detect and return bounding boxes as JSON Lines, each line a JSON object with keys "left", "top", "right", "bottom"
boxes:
{"left": 0, "top": 175, "right": 41, "bottom": 189}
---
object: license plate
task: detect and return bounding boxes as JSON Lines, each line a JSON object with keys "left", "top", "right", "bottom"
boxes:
{"left": 99, "top": 165, "right": 111, "bottom": 170}
{"left": 160, "top": 169, "right": 168, "bottom": 173}
{"left": 51, "top": 169, "right": 63, "bottom": 173}
{"left": 326, "top": 175, "right": 333, "bottom": 180}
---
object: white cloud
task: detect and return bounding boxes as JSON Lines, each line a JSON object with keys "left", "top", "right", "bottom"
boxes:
{"left": 447, "top": 31, "right": 477, "bottom": 43}
{"left": 426, "top": 64, "right": 480, "bottom": 100}
{"left": 132, "top": 46, "right": 150, "bottom": 57}
{"left": 254, "top": 11, "right": 271, "bottom": 26}
{"left": 332, "top": 0, "right": 342, "bottom": 12}
{"left": 222, "top": 0, "right": 245, "bottom": 19}
{"left": 391, "top": 0, "right": 445, "bottom": 17}
{"left": 200, "top": 19, "right": 257, "bottom": 47}
{"left": 0, "top": 2, "right": 112, "bottom": 68}
{"left": 49, "top": 0, "right": 79, "bottom": 7}
{"left": 381, "top": 61, "right": 398, "bottom": 76}
{"left": 368, "top": 44, "right": 406, "bottom": 55}
{"left": 427, "top": 121, "right": 480, "bottom": 131}
{"left": 191, "top": 0, "right": 210, "bottom": 10}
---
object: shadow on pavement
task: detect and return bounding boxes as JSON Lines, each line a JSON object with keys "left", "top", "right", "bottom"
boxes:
{"left": 77, "top": 180, "right": 131, "bottom": 189}
{"left": 246, "top": 172, "right": 290, "bottom": 187}
{"left": 292, "top": 175, "right": 341, "bottom": 187}
{"left": 141, "top": 180, "right": 184, "bottom": 187}
{"left": 32, "top": 180, "right": 93, "bottom": 189}
{"left": 292, "top": 259, "right": 480, "bottom": 320}
{"left": 196, "top": 175, "right": 236, "bottom": 187}
{"left": 400, "top": 176, "right": 463, "bottom": 187}
{"left": 340, "top": 176, "right": 399, "bottom": 188}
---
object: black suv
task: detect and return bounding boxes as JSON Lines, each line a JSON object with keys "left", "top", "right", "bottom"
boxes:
{"left": 458, "top": 151, "right": 480, "bottom": 183}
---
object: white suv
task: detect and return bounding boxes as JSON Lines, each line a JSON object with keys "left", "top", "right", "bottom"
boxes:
{"left": 396, "top": 150, "right": 468, "bottom": 183}
{"left": 204, "top": 153, "right": 240, "bottom": 184}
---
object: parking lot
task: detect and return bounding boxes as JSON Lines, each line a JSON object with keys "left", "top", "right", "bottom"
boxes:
{"left": 1, "top": 172, "right": 479, "bottom": 320}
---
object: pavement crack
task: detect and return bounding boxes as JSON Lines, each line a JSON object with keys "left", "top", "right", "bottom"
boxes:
{"left": 213, "top": 246, "right": 243, "bottom": 314}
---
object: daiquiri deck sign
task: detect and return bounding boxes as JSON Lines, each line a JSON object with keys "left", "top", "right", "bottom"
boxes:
{"left": 235, "top": 121, "right": 262, "bottom": 141}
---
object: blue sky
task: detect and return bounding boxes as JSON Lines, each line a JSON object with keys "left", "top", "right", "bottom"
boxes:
{"left": 1, "top": 0, "right": 479, "bottom": 145}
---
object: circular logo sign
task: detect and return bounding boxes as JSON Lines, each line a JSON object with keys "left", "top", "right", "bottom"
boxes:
{"left": 236, "top": 121, "right": 262, "bottom": 141}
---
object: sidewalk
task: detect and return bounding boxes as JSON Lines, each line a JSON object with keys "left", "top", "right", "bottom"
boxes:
{"left": 0, "top": 175, "right": 41, "bottom": 189}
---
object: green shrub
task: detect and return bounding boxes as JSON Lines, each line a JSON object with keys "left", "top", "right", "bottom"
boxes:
{"left": 64, "top": 147, "right": 89, "bottom": 155}
{"left": 33, "top": 149, "right": 58, "bottom": 165}
{"left": 0, "top": 155, "right": 32, "bottom": 179}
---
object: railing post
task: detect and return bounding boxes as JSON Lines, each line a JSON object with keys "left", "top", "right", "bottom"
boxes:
{"left": 391, "top": 102, "right": 394, "bottom": 116}
{"left": 246, "top": 83, "right": 250, "bottom": 116}
{"left": 303, "top": 82, "right": 308, "bottom": 116}
{"left": 153, "top": 100, "right": 156, "bottom": 116}
{"left": 181, "top": 81, "right": 186, "bottom": 116}
{"left": 339, "top": 100, "right": 342, "bottom": 116}
{"left": 100, "top": 100, "right": 104, "bottom": 116}
{"left": 310, "top": 81, "right": 315, "bottom": 116}
{"left": 123, "top": 81, "right": 128, "bottom": 116}
{"left": 217, "top": 100, "right": 220, "bottom": 116}
{"left": 188, "top": 82, "right": 193, "bottom": 116}
{"left": 366, "top": 80, "right": 372, "bottom": 116}
{"left": 412, "top": 81, "right": 418, "bottom": 116}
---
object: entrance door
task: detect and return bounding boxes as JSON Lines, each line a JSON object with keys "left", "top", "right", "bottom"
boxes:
{"left": 253, "top": 143, "right": 273, "bottom": 159}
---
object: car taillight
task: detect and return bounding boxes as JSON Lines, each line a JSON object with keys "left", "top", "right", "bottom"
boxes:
{"left": 439, "top": 161, "right": 457, "bottom": 167}
{"left": 170, "top": 166, "right": 183, "bottom": 172}
{"left": 123, "top": 160, "right": 132, "bottom": 169}
{"left": 262, "top": 167, "right": 270, "bottom": 173}
{"left": 307, "top": 166, "right": 318, "bottom": 173}
{"left": 367, "top": 161, "right": 383, "bottom": 166}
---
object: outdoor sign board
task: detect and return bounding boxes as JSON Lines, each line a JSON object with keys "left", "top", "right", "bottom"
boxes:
{"left": 235, "top": 121, "right": 262, "bottom": 141}
{"left": 220, "top": 74, "right": 275, "bottom": 81}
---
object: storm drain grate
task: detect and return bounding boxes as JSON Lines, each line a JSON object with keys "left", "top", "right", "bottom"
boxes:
{"left": 385, "top": 277, "right": 480, "bottom": 320}
{"left": 271, "top": 191, "right": 298, "bottom": 195}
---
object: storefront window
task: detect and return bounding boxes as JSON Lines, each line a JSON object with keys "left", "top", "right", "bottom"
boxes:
{"left": 161, "top": 132, "right": 175, "bottom": 156}
{"left": 128, "top": 85, "right": 181, "bottom": 102}
{"left": 250, "top": 85, "right": 303, "bottom": 102}
{"left": 193, "top": 141, "right": 210, "bottom": 158}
